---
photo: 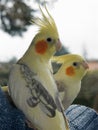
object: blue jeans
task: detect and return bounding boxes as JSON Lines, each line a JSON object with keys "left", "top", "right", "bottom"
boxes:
{"left": 66, "top": 105, "right": 98, "bottom": 130}
{"left": 0, "top": 88, "right": 98, "bottom": 130}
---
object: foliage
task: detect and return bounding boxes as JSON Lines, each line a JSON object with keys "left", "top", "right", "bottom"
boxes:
{"left": 73, "top": 69, "right": 98, "bottom": 111}
{"left": 0, "top": 57, "right": 17, "bottom": 86}
{"left": 0, "top": 0, "right": 57, "bottom": 36}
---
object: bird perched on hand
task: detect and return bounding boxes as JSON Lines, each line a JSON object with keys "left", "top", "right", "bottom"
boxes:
{"left": 52, "top": 54, "right": 89, "bottom": 110}
{"left": 8, "top": 5, "right": 69, "bottom": 130}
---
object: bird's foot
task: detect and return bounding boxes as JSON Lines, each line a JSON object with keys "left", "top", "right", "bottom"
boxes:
{"left": 26, "top": 119, "right": 38, "bottom": 130}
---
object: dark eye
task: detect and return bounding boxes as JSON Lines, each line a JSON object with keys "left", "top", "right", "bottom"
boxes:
{"left": 46, "top": 37, "right": 52, "bottom": 42}
{"left": 73, "top": 62, "right": 78, "bottom": 67}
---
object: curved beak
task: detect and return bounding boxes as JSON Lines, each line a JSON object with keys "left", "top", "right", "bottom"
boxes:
{"left": 56, "top": 39, "right": 62, "bottom": 51}
{"left": 82, "top": 61, "right": 89, "bottom": 70}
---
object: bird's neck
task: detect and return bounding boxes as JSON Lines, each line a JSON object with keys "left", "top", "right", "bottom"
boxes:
{"left": 55, "top": 73, "right": 81, "bottom": 87}
{"left": 18, "top": 47, "right": 51, "bottom": 72}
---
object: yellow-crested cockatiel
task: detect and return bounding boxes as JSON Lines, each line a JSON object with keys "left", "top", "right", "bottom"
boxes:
{"left": 8, "top": 5, "right": 69, "bottom": 130}
{"left": 52, "top": 54, "right": 89, "bottom": 110}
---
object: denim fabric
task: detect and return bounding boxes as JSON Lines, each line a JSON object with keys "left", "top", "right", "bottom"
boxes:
{"left": 66, "top": 105, "right": 98, "bottom": 130}
{"left": 0, "top": 87, "right": 33, "bottom": 130}
{"left": 0, "top": 87, "right": 98, "bottom": 130}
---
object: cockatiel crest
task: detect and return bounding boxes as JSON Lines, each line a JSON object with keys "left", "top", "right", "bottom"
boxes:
{"left": 31, "top": 5, "right": 59, "bottom": 39}
{"left": 51, "top": 54, "right": 86, "bottom": 64}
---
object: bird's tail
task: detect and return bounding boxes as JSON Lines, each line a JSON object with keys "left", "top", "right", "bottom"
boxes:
{"left": 55, "top": 93, "right": 70, "bottom": 130}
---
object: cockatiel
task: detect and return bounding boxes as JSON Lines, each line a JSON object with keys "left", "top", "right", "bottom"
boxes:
{"left": 8, "top": 5, "right": 69, "bottom": 130}
{"left": 52, "top": 54, "right": 89, "bottom": 110}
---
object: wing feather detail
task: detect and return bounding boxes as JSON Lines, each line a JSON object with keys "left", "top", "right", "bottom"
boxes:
{"left": 19, "top": 63, "right": 57, "bottom": 117}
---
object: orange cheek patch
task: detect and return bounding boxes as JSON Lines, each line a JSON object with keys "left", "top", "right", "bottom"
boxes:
{"left": 66, "top": 66, "right": 75, "bottom": 76}
{"left": 35, "top": 40, "right": 48, "bottom": 54}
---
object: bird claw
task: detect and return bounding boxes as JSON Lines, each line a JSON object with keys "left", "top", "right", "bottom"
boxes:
{"left": 26, "top": 119, "right": 38, "bottom": 130}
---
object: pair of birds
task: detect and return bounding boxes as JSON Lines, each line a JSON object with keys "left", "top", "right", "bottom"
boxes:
{"left": 4, "top": 5, "right": 89, "bottom": 130}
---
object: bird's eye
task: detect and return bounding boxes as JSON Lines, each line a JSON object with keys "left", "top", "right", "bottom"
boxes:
{"left": 46, "top": 37, "right": 52, "bottom": 42}
{"left": 73, "top": 62, "right": 78, "bottom": 67}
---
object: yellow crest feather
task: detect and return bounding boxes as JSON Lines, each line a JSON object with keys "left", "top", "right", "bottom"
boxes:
{"left": 31, "top": 5, "right": 59, "bottom": 38}
{"left": 51, "top": 54, "right": 84, "bottom": 63}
